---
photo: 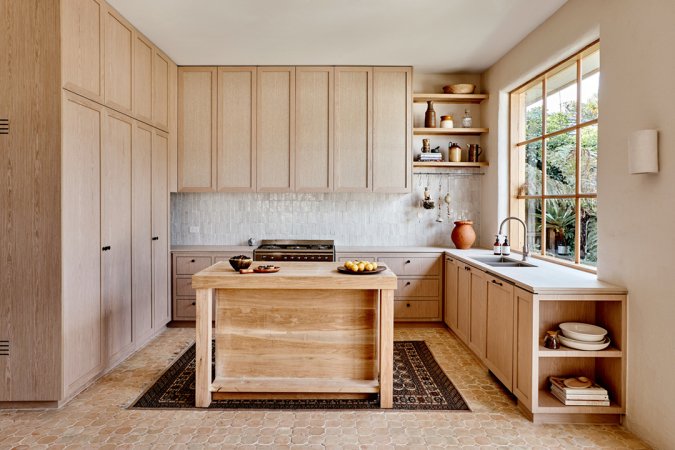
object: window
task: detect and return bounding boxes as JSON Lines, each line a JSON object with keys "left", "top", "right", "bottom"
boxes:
{"left": 510, "top": 41, "right": 599, "bottom": 268}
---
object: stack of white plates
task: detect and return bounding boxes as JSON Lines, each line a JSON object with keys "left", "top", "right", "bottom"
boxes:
{"left": 558, "top": 322, "right": 611, "bottom": 351}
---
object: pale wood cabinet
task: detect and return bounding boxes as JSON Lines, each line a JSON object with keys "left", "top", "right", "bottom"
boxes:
{"left": 131, "top": 121, "right": 154, "bottom": 344}
{"left": 334, "top": 67, "right": 372, "bottom": 192}
{"left": 217, "top": 67, "right": 257, "bottom": 192}
{"left": 485, "top": 275, "right": 515, "bottom": 390}
{"left": 256, "top": 67, "right": 295, "bottom": 192}
{"left": 444, "top": 255, "right": 459, "bottom": 330}
{"left": 101, "top": 109, "right": 134, "bottom": 365}
{"left": 103, "top": 6, "right": 134, "bottom": 115}
{"left": 2, "top": 0, "right": 175, "bottom": 407}
{"left": 456, "top": 261, "right": 472, "bottom": 343}
{"left": 295, "top": 67, "right": 333, "bottom": 192}
{"left": 152, "top": 130, "right": 170, "bottom": 327}
{"left": 178, "top": 67, "right": 217, "bottom": 191}
{"left": 61, "top": 0, "right": 104, "bottom": 102}
{"left": 61, "top": 92, "right": 104, "bottom": 396}
{"left": 133, "top": 34, "right": 153, "bottom": 124}
{"left": 153, "top": 50, "right": 170, "bottom": 131}
{"left": 372, "top": 67, "right": 412, "bottom": 193}
{"left": 468, "top": 268, "right": 488, "bottom": 361}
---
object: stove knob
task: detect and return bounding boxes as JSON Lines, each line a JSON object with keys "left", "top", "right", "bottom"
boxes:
{"left": 304, "top": 256, "right": 308, "bottom": 260}
{"left": 283, "top": 256, "right": 288, "bottom": 260}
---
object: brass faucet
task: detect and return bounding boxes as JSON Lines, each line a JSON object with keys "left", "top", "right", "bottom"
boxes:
{"left": 498, "top": 217, "right": 529, "bottom": 261}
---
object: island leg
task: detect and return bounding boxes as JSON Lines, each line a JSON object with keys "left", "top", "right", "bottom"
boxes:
{"left": 379, "top": 288, "right": 394, "bottom": 408}
{"left": 195, "top": 288, "right": 213, "bottom": 408}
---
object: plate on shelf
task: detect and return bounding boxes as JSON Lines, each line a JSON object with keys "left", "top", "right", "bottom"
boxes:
{"left": 337, "top": 266, "right": 386, "bottom": 275}
{"left": 253, "top": 266, "right": 280, "bottom": 273}
{"left": 559, "top": 322, "right": 607, "bottom": 342}
{"left": 559, "top": 335, "right": 611, "bottom": 351}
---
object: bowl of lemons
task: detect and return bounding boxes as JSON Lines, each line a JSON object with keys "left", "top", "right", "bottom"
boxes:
{"left": 338, "top": 260, "right": 385, "bottom": 275}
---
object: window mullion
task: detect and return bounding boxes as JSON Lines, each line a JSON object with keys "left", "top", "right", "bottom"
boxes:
{"left": 574, "top": 59, "right": 582, "bottom": 264}
{"left": 540, "top": 78, "right": 547, "bottom": 255}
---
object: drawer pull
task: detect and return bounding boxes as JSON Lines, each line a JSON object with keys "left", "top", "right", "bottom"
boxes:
{"left": 102, "top": 246, "right": 111, "bottom": 251}
{"left": 405, "top": 260, "right": 411, "bottom": 264}
{"left": 405, "top": 281, "right": 411, "bottom": 286}
{"left": 191, "top": 259, "right": 196, "bottom": 263}
{"left": 464, "top": 266, "right": 470, "bottom": 271}
{"left": 191, "top": 301, "right": 196, "bottom": 306}
{"left": 446, "top": 257, "right": 453, "bottom": 262}
{"left": 152, "top": 236, "right": 159, "bottom": 241}
{"left": 406, "top": 303, "right": 411, "bottom": 308}
{"left": 491, "top": 279, "right": 503, "bottom": 286}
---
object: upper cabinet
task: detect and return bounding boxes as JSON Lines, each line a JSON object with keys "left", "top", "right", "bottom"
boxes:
{"left": 61, "top": 0, "right": 104, "bottom": 102}
{"left": 295, "top": 67, "right": 333, "bottom": 192}
{"left": 178, "top": 67, "right": 217, "bottom": 192}
{"left": 334, "top": 67, "right": 372, "bottom": 192}
{"left": 103, "top": 6, "right": 134, "bottom": 114}
{"left": 217, "top": 67, "right": 257, "bottom": 192}
{"left": 177, "top": 65, "right": 411, "bottom": 193}
{"left": 372, "top": 67, "right": 411, "bottom": 193}
{"left": 256, "top": 67, "right": 295, "bottom": 192}
{"left": 133, "top": 33, "right": 153, "bottom": 123}
{"left": 153, "top": 50, "right": 170, "bottom": 131}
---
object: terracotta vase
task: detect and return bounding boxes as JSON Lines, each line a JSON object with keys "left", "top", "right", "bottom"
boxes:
{"left": 451, "top": 220, "right": 476, "bottom": 249}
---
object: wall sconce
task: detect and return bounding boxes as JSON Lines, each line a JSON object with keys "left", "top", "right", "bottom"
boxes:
{"left": 628, "top": 130, "right": 659, "bottom": 174}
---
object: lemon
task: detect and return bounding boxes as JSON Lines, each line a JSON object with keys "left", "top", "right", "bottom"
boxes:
{"left": 350, "top": 264, "right": 359, "bottom": 272}
{"left": 365, "top": 263, "right": 374, "bottom": 271}
{"left": 358, "top": 262, "right": 366, "bottom": 272}
{"left": 372, "top": 262, "right": 378, "bottom": 269}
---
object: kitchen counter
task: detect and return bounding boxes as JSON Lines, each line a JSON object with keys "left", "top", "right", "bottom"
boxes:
{"left": 172, "top": 245, "right": 253, "bottom": 253}
{"left": 191, "top": 261, "right": 397, "bottom": 408}
{"left": 445, "top": 248, "right": 627, "bottom": 295}
{"left": 172, "top": 245, "right": 449, "bottom": 253}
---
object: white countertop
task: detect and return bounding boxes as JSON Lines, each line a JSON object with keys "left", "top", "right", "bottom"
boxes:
{"left": 172, "top": 245, "right": 254, "bottom": 253}
{"left": 444, "top": 248, "right": 627, "bottom": 295}
{"left": 337, "top": 246, "right": 448, "bottom": 253}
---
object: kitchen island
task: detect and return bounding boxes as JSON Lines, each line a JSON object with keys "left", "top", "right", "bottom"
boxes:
{"left": 191, "top": 261, "right": 397, "bottom": 408}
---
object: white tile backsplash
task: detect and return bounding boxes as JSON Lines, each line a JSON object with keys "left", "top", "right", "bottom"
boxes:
{"left": 171, "top": 172, "right": 482, "bottom": 247}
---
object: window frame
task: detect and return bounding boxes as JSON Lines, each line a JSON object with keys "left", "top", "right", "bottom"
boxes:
{"left": 509, "top": 40, "right": 600, "bottom": 272}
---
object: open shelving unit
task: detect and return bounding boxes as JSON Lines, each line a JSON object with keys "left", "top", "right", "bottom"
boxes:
{"left": 413, "top": 127, "right": 488, "bottom": 136}
{"left": 413, "top": 93, "right": 488, "bottom": 103}
{"left": 517, "top": 291, "right": 627, "bottom": 424}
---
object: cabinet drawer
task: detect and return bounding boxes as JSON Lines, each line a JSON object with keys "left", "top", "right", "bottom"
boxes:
{"left": 175, "top": 298, "right": 197, "bottom": 319}
{"left": 394, "top": 300, "right": 440, "bottom": 320}
{"left": 175, "top": 256, "right": 212, "bottom": 275}
{"left": 175, "top": 277, "right": 195, "bottom": 296}
{"left": 378, "top": 256, "right": 440, "bottom": 276}
{"left": 337, "top": 255, "right": 376, "bottom": 263}
{"left": 396, "top": 278, "right": 439, "bottom": 298}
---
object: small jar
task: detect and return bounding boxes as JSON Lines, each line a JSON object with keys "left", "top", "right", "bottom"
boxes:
{"left": 439, "top": 115, "right": 454, "bottom": 129}
{"left": 543, "top": 330, "right": 561, "bottom": 349}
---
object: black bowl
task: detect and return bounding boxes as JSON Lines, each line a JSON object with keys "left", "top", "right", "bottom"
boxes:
{"left": 229, "top": 255, "right": 253, "bottom": 271}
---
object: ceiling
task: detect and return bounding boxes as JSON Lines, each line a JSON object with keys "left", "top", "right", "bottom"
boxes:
{"left": 107, "top": 0, "right": 567, "bottom": 73}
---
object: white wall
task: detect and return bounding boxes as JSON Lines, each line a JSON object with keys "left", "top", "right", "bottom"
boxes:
{"left": 481, "top": 1, "right": 675, "bottom": 447}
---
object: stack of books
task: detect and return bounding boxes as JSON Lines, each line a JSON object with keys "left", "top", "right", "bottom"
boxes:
{"left": 417, "top": 153, "right": 443, "bottom": 162}
{"left": 549, "top": 377, "right": 610, "bottom": 406}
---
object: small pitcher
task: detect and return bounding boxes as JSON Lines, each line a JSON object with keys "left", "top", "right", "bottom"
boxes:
{"left": 448, "top": 142, "right": 462, "bottom": 162}
{"left": 468, "top": 144, "right": 483, "bottom": 162}
{"left": 543, "top": 330, "right": 561, "bottom": 349}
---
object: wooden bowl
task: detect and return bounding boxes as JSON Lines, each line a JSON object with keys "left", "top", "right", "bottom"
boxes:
{"left": 443, "top": 84, "right": 475, "bottom": 94}
{"left": 229, "top": 255, "right": 253, "bottom": 271}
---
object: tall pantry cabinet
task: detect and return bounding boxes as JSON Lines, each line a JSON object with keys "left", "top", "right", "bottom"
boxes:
{"left": 0, "top": 0, "right": 176, "bottom": 407}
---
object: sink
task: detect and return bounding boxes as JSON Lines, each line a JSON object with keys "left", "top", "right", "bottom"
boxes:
{"left": 470, "top": 256, "right": 537, "bottom": 268}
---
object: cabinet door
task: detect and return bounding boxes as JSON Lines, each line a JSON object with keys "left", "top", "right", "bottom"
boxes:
{"left": 61, "top": 92, "right": 103, "bottom": 395}
{"left": 133, "top": 34, "right": 153, "bottom": 123}
{"left": 372, "top": 67, "right": 411, "bottom": 193}
{"left": 104, "top": 7, "right": 133, "bottom": 114}
{"left": 101, "top": 109, "right": 133, "bottom": 364}
{"left": 486, "top": 277, "right": 515, "bottom": 390}
{"left": 61, "top": 0, "right": 104, "bottom": 102}
{"left": 334, "top": 67, "right": 371, "bottom": 192}
{"left": 178, "top": 67, "right": 216, "bottom": 191}
{"left": 217, "top": 67, "right": 256, "bottom": 192}
{"left": 444, "top": 256, "right": 459, "bottom": 330}
{"left": 513, "top": 287, "right": 534, "bottom": 408}
{"left": 456, "top": 262, "right": 471, "bottom": 343}
{"left": 468, "top": 268, "right": 488, "bottom": 360}
{"left": 295, "top": 67, "right": 333, "bottom": 192}
{"left": 153, "top": 50, "right": 170, "bottom": 130}
{"left": 257, "top": 67, "right": 295, "bottom": 192}
{"left": 152, "top": 130, "right": 170, "bottom": 327}
{"left": 131, "top": 122, "right": 153, "bottom": 343}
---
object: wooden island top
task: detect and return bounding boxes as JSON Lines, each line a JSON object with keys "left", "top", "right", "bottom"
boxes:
{"left": 192, "top": 261, "right": 397, "bottom": 408}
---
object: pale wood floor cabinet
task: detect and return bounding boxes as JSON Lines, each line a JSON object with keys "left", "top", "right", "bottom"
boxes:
{"left": 178, "top": 66, "right": 411, "bottom": 194}
{"left": 0, "top": 0, "right": 176, "bottom": 407}
{"left": 443, "top": 255, "right": 627, "bottom": 424}
{"left": 337, "top": 252, "right": 442, "bottom": 321}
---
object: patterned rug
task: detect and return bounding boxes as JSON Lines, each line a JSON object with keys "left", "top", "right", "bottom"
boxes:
{"left": 131, "top": 340, "right": 469, "bottom": 411}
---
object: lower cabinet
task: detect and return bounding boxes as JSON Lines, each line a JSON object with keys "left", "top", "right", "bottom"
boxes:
{"left": 467, "top": 268, "right": 488, "bottom": 361}
{"left": 485, "top": 275, "right": 515, "bottom": 390}
{"left": 443, "top": 255, "right": 459, "bottom": 330}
